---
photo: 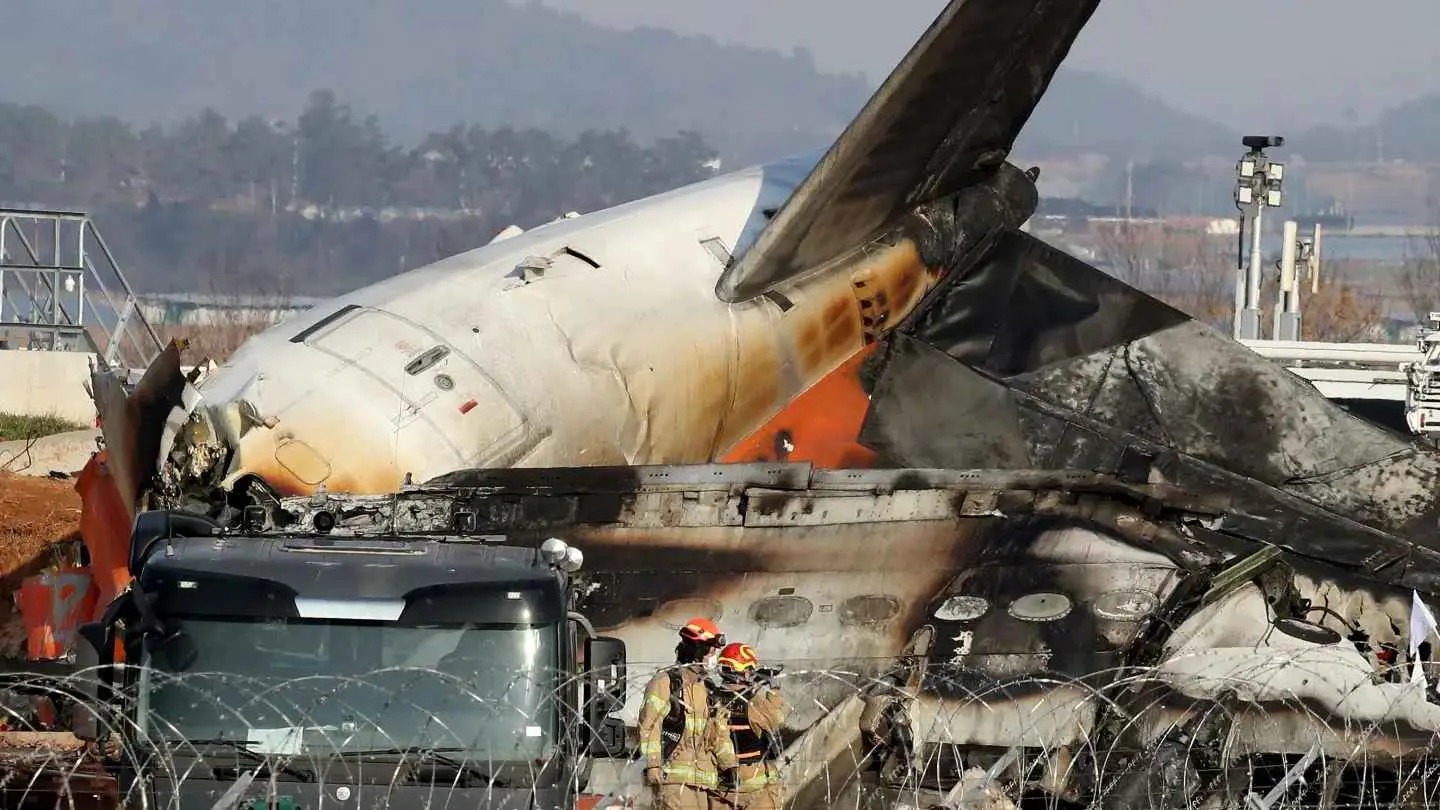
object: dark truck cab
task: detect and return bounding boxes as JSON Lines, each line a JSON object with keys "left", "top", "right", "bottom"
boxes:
{"left": 67, "top": 510, "right": 628, "bottom": 810}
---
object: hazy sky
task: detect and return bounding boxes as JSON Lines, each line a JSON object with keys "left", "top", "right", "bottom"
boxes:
{"left": 534, "top": 0, "right": 1439, "bottom": 129}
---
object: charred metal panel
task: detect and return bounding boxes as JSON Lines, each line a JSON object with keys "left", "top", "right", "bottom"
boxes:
{"left": 717, "top": 0, "right": 1102, "bottom": 302}
{"left": 567, "top": 519, "right": 986, "bottom": 731}
{"left": 422, "top": 461, "right": 812, "bottom": 492}
{"left": 861, "top": 334, "right": 1143, "bottom": 478}
{"left": 910, "top": 520, "right": 1183, "bottom": 748}
{"left": 901, "top": 230, "right": 1193, "bottom": 376}
{"left": 858, "top": 336, "right": 1031, "bottom": 469}
{"left": 1012, "top": 407, "right": 1069, "bottom": 468}
{"left": 92, "top": 341, "right": 189, "bottom": 512}
{"left": 1014, "top": 322, "right": 1405, "bottom": 486}
{"left": 237, "top": 461, "right": 1440, "bottom": 784}
{"left": 1009, "top": 322, "right": 1440, "bottom": 547}
{"left": 859, "top": 221, "right": 1440, "bottom": 584}
{"left": 742, "top": 488, "right": 965, "bottom": 526}
{"left": 1004, "top": 320, "right": 1440, "bottom": 547}
{"left": 298, "top": 460, "right": 1394, "bottom": 588}
{"left": 997, "top": 374, "right": 1418, "bottom": 573}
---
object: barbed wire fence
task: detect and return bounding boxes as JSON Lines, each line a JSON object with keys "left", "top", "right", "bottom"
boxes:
{"left": 2, "top": 656, "right": 1440, "bottom": 809}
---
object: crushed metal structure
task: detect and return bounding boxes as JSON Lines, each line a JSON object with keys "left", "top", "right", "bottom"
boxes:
{"left": 237, "top": 461, "right": 1440, "bottom": 807}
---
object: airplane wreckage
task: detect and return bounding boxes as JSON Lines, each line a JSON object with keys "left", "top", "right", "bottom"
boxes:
{"left": 40, "top": 0, "right": 1440, "bottom": 806}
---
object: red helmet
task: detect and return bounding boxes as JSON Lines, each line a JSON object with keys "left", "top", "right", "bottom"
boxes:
{"left": 717, "top": 643, "right": 759, "bottom": 676}
{"left": 679, "top": 617, "right": 722, "bottom": 645}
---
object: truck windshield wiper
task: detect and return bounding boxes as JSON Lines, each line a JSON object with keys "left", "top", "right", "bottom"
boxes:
{"left": 353, "top": 746, "right": 506, "bottom": 786}
{"left": 184, "top": 738, "right": 315, "bottom": 782}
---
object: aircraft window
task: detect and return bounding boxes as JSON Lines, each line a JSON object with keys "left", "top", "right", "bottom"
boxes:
{"left": 750, "top": 595, "right": 814, "bottom": 628}
{"left": 699, "top": 237, "right": 733, "bottom": 268}
{"left": 289, "top": 304, "right": 361, "bottom": 344}
{"left": 838, "top": 595, "right": 901, "bottom": 627}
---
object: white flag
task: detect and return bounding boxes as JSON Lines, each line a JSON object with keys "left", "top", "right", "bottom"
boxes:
{"left": 1409, "top": 590, "right": 1439, "bottom": 689}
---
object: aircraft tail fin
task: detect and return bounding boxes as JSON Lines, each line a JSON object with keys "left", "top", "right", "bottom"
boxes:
{"left": 716, "top": 0, "right": 1102, "bottom": 303}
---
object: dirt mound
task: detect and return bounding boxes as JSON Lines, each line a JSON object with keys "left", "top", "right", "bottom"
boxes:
{"left": 0, "top": 472, "right": 85, "bottom": 659}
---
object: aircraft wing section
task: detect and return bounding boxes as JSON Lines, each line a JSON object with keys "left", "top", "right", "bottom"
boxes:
{"left": 715, "top": 0, "right": 1103, "bottom": 303}
{"left": 856, "top": 229, "right": 1440, "bottom": 590}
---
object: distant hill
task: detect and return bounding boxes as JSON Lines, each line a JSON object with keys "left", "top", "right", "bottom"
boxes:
{"left": 1018, "top": 71, "right": 1238, "bottom": 161}
{"left": 0, "top": 0, "right": 865, "bottom": 166}
{"left": 0, "top": 0, "right": 1238, "bottom": 167}
{"left": 1293, "top": 94, "right": 1440, "bottom": 163}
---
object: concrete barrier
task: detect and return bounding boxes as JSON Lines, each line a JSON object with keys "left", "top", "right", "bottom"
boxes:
{"left": 0, "top": 429, "right": 101, "bottom": 476}
{"left": 0, "top": 350, "right": 97, "bottom": 425}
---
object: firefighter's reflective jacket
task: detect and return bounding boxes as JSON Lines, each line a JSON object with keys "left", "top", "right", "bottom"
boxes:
{"left": 638, "top": 665, "right": 738, "bottom": 789}
{"left": 722, "top": 685, "right": 787, "bottom": 792}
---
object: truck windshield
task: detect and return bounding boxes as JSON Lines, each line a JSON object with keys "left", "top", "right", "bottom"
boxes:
{"left": 136, "top": 618, "right": 562, "bottom": 764}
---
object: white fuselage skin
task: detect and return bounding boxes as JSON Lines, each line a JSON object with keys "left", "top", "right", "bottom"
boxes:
{"left": 190, "top": 150, "right": 943, "bottom": 496}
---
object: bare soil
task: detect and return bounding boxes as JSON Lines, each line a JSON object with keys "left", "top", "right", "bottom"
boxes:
{"left": 0, "top": 472, "right": 85, "bottom": 659}
{"left": 0, "top": 732, "right": 115, "bottom": 810}
{"left": 0, "top": 477, "right": 115, "bottom": 806}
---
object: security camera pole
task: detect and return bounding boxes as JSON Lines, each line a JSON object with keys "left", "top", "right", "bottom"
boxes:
{"left": 1233, "top": 135, "right": 1286, "bottom": 340}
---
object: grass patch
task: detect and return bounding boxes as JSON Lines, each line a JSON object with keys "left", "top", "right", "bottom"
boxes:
{"left": 0, "top": 413, "right": 87, "bottom": 443}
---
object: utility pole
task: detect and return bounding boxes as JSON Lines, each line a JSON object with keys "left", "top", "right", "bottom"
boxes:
{"left": 1233, "top": 136, "right": 1286, "bottom": 340}
{"left": 1274, "top": 220, "right": 1298, "bottom": 340}
{"left": 1273, "top": 222, "right": 1322, "bottom": 341}
{"left": 1125, "top": 158, "right": 1134, "bottom": 220}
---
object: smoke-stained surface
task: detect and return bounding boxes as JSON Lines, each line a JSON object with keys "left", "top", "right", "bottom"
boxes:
{"left": 130, "top": 462, "right": 1440, "bottom": 808}
{"left": 854, "top": 210, "right": 1440, "bottom": 590}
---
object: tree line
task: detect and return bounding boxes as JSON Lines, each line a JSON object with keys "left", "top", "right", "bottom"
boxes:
{"left": 0, "top": 90, "right": 721, "bottom": 295}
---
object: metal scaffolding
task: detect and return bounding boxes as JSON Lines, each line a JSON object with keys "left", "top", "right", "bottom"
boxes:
{"left": 0, "top": 208, "right": 162, "bottom": 370}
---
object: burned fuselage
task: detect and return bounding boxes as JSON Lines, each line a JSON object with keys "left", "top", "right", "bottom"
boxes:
{"left": 71, "top": 0, "right": 1440, "bottom": 804}
{"left": 245, "top": 462, "right": 1440, "bottom": 807}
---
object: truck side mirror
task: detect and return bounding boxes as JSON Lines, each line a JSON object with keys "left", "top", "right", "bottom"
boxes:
{"left": 583, "top": 636, "right": 629, "bottom": 757}
{"left": 584, "top": 636, "right": 626, "bottom": 703}
{"left": 590, "top": 717, "right": 626, "bottom": 758}
{"left": 70, "top": 622, "right": 109, "bottom": 742}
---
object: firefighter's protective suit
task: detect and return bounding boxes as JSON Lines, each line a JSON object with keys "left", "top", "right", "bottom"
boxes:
{"left": 711, "top": 643, "right": 788, "bottom": 810}
{"left": 718, "top": 683, "right": 787, "bottom": 809}
{"left": 638, "top": 663, "right": 739, "bottom": 810}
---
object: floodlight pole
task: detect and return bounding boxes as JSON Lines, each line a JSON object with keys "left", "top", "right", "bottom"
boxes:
{"left": 1243, "top": 201, "right": 1264, "bottom": 339}
{"left": 1232, "top": 218, "right": 1245, "bottom": 340}
{"left": 1233, "top": 136, "right": 1285, "bottom": 340}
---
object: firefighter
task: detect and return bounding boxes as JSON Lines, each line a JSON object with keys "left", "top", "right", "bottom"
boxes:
{"left": 638, "top": 618, "right": 739, "bottom": 810}
{"left": 713, "top": 642, "right": 788, "bottom": 810}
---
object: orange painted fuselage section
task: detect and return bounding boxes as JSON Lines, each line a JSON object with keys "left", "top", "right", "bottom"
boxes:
{"left": 720, "top": 344, "right": 881, "bottom": 469}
